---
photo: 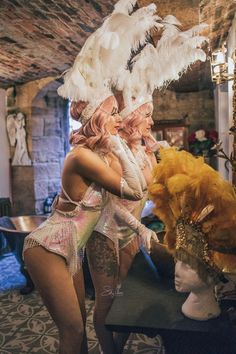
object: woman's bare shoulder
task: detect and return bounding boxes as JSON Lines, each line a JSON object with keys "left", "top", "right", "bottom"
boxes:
{"left": 66, "top": 146, "right": 100, "bottom": 166}
{"left": 63, "top": 147, "right": 107, "bottom": 181}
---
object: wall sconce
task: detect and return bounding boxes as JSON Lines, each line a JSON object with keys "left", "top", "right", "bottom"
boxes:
{"left": 210, "top": 43, "right": 234, "bottom": 84}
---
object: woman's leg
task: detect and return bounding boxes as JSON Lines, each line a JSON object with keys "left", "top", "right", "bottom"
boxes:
{"left": 24, "top": 246, "right": 84, "bottom": 354}
{"left": 119, "top": 236, "right": 140, "bottom": 282}
{"left": 113, "top": 237, "right": 140, "bottom": 354}
{"left": 73, "top": 267, "right": 88, "bottom": 354}
{"left": 86, "top": 232, "right": 119, "bottom": 354}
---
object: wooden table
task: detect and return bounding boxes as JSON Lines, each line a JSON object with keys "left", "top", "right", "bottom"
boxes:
{"left": 106, "top": 250, "right": 236, "bottom": 354}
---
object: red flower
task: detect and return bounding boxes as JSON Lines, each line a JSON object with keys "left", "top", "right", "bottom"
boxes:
{"left": 188, "top": 132, "right": 196, "bottom": 144}
{"left": 207, "top": 130, "right": 218, "bottom": 143}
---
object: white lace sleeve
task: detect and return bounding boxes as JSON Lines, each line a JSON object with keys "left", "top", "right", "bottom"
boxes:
{"left": 112, "top": 198, "right": 159, "bottom": 252}
{"left": 110, "top": 135, "right": 147, "bottom": 200}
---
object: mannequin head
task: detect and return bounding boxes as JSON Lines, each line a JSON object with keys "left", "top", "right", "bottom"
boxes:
{"left": 173, "top": 219, "right": 223, "bottom": 320}
{"left": 175, "top": 260, "right": 221, "bottom": 321}
{"left": 175, "top": 260, "right": 214, "bottom": 293}
{"left": 70, "top": 95, "right": 122, "bottom": 152}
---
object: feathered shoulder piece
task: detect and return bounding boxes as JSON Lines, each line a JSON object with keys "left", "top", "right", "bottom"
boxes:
{"left": 149, "top": 148, "right": 236, "bottom": 279}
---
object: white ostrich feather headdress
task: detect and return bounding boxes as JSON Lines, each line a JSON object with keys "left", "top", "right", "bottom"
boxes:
{"left": 119, "top": 16, "right": 209, "bottom": 118}
{"left": 57, "top": 0, "right": 162, "bottom": 124}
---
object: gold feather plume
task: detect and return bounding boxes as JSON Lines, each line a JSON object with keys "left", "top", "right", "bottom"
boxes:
{"left": 149, "top": 148, "right": 236, "bottom": 274}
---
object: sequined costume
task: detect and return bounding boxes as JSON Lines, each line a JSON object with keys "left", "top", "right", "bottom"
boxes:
{"left": 94, "top": 143, "right": 153, "bottom": 257}
{"left": 23, "top": 183, "right": 108, "bottom": 275}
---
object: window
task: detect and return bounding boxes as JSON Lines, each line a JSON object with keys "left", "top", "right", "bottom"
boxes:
{"left": 69, "top": 101, "right": 82, "bottom": 134}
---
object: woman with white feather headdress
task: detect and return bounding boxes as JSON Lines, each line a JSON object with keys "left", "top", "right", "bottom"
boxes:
{"left": 85, "top": 10, "right": 209, "bottom": 354}
{"left": 57, "top": 0, "right": 161, "bottom": 110}
{"left": 23, "top": 1, "right": 161, "bottom": 354}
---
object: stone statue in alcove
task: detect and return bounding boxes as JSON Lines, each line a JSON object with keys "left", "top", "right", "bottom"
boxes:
{"left": 6, "top": 112, "right": 31, "bottom": 166}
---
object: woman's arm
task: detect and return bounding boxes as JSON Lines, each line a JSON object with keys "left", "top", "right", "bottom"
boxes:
{"left": 112, "top": 198, "right": 159, "bottom": 252}
{"left": 147, "top": 151, "right": 158, "bottom": 168}
{"left": 72, "top": 147, "right": 143, "bottom": 200}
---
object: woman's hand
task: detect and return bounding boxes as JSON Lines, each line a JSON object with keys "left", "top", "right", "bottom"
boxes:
{"left": 70, "top": 146, "right": 143, "bottom": 200}
{"left": 140, "top": 229, "right": 159, "bottom": 254}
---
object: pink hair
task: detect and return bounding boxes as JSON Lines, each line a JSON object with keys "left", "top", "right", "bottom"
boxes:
{"left": 120, "top": 102, "right": 153, "bottom": 148}
{"left": 70, "top": 96, "right": 117, "bottom": 153}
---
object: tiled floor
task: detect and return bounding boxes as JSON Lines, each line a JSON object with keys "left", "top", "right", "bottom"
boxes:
{"left": 0, "top": 253, "right": 164, "bottom": 354}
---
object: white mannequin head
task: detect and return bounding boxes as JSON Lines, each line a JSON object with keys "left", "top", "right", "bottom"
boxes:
{"left": 175, "top": 260, "right": 214, "bottom": 293}
{"left": 175, "top": 260, "right": 221, "bottom": 321}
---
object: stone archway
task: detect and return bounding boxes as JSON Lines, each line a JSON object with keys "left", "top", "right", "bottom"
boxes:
{"left": 9, "top": 77, "right": 69, "bottom": 215}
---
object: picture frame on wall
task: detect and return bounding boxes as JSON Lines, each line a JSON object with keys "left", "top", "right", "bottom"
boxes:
{"left": 151, "top": 130, "right": 163, "bottom": 142}
{"left": 152, "top": 117, "right": 190, "bottom": 150}
{"left": 165, "top": 127, "right": 186, "bottom": 149}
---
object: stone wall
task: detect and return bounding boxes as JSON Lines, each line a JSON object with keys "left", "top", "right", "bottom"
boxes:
{"left": 11, "top": 166, "right": 35, "bottom": 215}
{"left": 32, "top": 81, "right": 69, "bottom": 214}
{"left": 153, "top": 89, "right": 215, "bottom": 133}
{"left": 7, "top": 78, "right": 69, "bottom": 215}
{"left": 0, "top": 89, "right": 11, "bottom": 199}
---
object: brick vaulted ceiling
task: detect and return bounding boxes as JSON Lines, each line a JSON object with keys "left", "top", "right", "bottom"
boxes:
{"left": 0, "top": 0, "right": 235, "bottom": 91}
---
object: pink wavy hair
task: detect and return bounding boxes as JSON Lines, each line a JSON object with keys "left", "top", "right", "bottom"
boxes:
{"left": 70, "top": 95, "right": 118, "bottom": 153}
{"left": 120, "top": 102, "right": 153, "bottom": 148}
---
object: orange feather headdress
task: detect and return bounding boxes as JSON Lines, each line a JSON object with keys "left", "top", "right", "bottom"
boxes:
{"left": 149, "top": 148, "right": 236, "bottom": 283}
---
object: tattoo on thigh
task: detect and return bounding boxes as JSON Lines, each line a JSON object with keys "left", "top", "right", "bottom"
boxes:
{"left": 87, "top": 233, "right": 118, "bottom": 277}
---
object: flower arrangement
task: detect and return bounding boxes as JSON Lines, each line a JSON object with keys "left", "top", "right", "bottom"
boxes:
{"left": 188, "top": 129, "right": 218, "bottom": 157}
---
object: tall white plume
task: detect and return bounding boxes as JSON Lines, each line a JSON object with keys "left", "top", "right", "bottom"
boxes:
{"left": 114, "top": 0, "right": 137, "bottom": 15}
{"left": 57, "top": 1, "right": 161, "bottom": 107}
{"left": 120, "top": 16, "right": 208, "bottom": 111}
